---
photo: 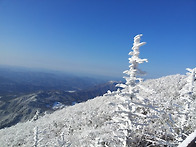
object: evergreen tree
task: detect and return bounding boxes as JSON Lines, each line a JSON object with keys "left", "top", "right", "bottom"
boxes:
{"left": 113, "top": 34, "right": 149, "bottom": 146}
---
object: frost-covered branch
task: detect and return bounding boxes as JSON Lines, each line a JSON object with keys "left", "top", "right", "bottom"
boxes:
{"left": 178, "top": 68, "right": 196, "bottom": 132}
{"left": 117, "top": 34, "right": 148, "bottom": 94}
{"left": 34, "top": 127, "right": 39, "bottom": 147}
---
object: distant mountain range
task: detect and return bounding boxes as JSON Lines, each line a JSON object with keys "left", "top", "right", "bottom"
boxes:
{"left": 0, "top": 66, "right": 108, "bottom": 97}
{"left": 0, "top": 66, "right": 120, "bottom": 129}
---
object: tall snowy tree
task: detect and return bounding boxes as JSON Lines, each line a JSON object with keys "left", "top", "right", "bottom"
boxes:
{"left": 112, "top": 35, "right": 196, "bottom": 147}
{"left": 113, "top": 34, "right": 150, "bottom": 146}
{"left": 116, "top": 34, "right": 148, "bottom": 94}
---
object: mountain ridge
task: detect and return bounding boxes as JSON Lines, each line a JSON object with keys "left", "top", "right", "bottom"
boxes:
{"left": 0, "top": 81, "right": 119, "bottom": 129}
{"left": 0, "top": 74, "right": 193, "bottom": 146}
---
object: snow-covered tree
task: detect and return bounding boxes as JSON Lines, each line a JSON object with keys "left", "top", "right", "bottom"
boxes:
{"left": 112, "top": 35, "right": 196, "bottom": 147}
{"left": 147, "top": 67, "right": 196, "bottom": 146}
{"left": 113, "top": 34, "right": 150, "bottom": 146}
{"left": 116, "top": 34, "right": 148, "bottom": 94}
{"left": 176, "top": 68, "right": 196, "bottom": 139}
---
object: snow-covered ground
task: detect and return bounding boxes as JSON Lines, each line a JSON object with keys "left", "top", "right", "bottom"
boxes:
{"left": 0, "top": 74, "right": 195, "bottom": 146}
{"left": 0, "top": 89, "right": 121, "bottom": 146}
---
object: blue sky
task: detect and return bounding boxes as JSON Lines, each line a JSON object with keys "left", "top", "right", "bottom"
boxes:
{"left": 0, "top": 0, "right": 195, "bottom": 79}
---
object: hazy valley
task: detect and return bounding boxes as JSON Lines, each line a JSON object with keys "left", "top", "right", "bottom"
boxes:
{"left": 0, "top": 66, "right": 119, "bottom": 129}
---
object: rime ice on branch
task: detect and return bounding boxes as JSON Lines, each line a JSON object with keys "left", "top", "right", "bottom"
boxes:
{"left": 178, "top": 67, "right": 196, "bottom": 135}
{"left": 117, "top": 34, "right": 148, "bottom": 94}
{"left": 185, "top": 68, "right": 196, "bottom": 94}
{"left": 113, "top": 34, "right": 148, "bottom": 146}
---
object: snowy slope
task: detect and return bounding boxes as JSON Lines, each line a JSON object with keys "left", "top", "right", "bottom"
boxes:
{"left": 0, "top": 93, "right": 121, "bottom": 146}
{"left": 0, "top": 74, "right": 195, "bottom": 147}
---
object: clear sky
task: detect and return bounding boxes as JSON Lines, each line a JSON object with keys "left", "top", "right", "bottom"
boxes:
{"left": 0, "top": 0, "right": 195, "bottom": 79}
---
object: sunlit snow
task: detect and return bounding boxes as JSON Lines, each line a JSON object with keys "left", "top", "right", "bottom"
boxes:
{"left": 0, "top": 34, "right": 195, "bottom": 147}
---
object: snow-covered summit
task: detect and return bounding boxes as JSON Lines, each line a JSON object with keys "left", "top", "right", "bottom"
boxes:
{"left": 0, "top": 74, "right": 194, "bottom": 147}
{"left": 0, "top": 34, "right": 195, "bottom": 146}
